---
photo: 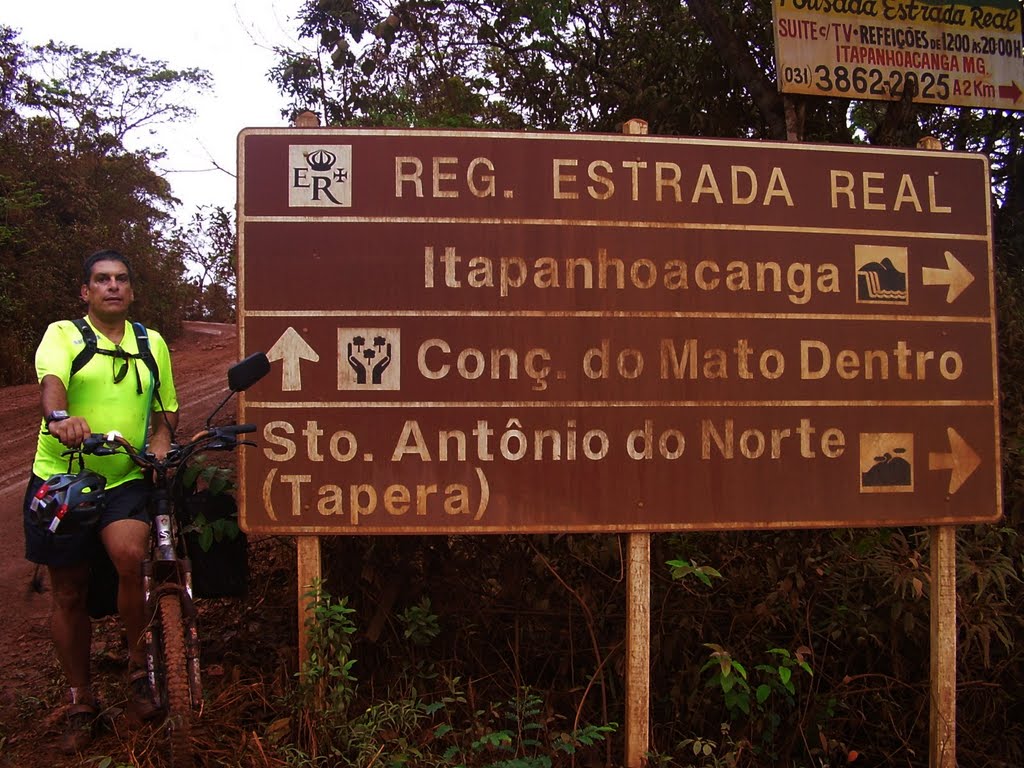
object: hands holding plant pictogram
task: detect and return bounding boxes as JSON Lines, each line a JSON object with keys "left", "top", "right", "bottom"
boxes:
{"left": 347, "top": 335, "right": 392, "bottom": 384}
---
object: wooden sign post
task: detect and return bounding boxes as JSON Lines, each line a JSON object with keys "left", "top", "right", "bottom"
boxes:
{"left": 921, "top": 132, "right": 957, "bottom": 768}
{"left": 622, "top": 117, "right": 651, "bottom": 768}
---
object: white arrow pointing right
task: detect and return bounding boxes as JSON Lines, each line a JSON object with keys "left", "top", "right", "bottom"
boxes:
{"left": 928, "top": 428, "right": 981, "bottom": 495}
{"left": 922, "top": 251, "right": 974, "bottom": 304}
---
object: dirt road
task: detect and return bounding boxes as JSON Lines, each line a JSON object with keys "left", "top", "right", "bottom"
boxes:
{"left": 0, "top": 322, "right": 238, "bottom": 763}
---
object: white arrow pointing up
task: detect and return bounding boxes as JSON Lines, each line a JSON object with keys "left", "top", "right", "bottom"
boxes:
{"left": 928, "top": 428, "right": 981, "bottom": 495}
{"left": 266, "top": 327, "right": 319, "bottom": 391}
{"left": 922, "top": 251, "right": 974, "bottom": 304}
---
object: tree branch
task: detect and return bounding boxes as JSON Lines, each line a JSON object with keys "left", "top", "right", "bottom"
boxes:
{"left": 683, "top": 0, "right": 789, "bottom": 140}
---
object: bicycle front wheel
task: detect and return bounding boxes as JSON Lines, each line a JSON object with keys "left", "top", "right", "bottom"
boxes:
{"left": 157, "top": 593, "right": 194, "bottom": 766}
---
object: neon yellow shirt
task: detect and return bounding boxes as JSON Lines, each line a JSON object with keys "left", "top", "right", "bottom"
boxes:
{"left": 33, "top": 317, "right": 179, "bottom": 487}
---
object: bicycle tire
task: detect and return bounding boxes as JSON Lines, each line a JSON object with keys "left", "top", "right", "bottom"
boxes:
{"left": 158, "top": 593, "right": 194, "bottom": 766}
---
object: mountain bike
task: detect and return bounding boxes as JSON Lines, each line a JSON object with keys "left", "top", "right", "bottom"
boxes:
{"left": 78, "top": 351, "right": 269, "bottom": 766}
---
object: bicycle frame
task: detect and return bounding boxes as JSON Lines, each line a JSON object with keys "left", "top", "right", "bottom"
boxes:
{"left": 142, "top": 479, "right": 202, "bottom": 711}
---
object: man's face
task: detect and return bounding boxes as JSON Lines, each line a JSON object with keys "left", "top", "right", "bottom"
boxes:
{"left": 81, "top": 259, "right": 134, "bottom": 319}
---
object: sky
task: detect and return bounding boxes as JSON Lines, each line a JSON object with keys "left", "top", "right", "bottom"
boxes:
{"left": 6, "top": 0, "right": 307, "bottom": 223}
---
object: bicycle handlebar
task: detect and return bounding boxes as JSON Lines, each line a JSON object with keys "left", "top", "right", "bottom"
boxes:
{"left": 218, "top": 424, "right": 257, "bottom": 436}
{"left": 78, "top": 423, "right": 257, "bottom": 471}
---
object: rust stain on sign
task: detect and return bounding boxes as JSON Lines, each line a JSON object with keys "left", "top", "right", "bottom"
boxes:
{"left": 236, "top": 129, "right": 1000, "bottom": 534}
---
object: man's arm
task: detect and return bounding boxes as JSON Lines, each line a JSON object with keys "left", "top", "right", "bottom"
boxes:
{"left": 148, "top": 410, "right": 178, "bottom": 460}
{"left": 40, "top": 374, "right": 90, "bottom": 448}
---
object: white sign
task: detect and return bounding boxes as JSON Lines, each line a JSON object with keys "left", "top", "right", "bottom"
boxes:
{"left": 772, "top": 0, "right": 1024, "bottom": 110}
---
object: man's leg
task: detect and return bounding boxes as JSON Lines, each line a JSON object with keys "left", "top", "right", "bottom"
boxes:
{"left": 100, "top": 518, "right": 150, "bottom": 666}
{"left": 48, "top": 562, "right": 93, "bottom": 689}
{"left": 101, "top": 516, "right": 161, "bottom": 722}
{"left": 49, "top": 562, "right": 99, "bottom": 752}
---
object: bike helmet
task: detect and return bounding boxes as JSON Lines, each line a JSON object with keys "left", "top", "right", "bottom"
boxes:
{"left": 30, "top": 470, "right": 107, "bottom": 534}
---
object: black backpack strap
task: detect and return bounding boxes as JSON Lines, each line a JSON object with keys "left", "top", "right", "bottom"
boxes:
{"left": 131, "top": 322, "right": 160, "bottom": 390}
{"left": 68, "top": 319, "right": 160, "bottom": 394}
{"left": 69, "top": 318, "right": 98, "bottom": 376}
{"left": 132, "top": 322, "right": 172, "bottom": 441}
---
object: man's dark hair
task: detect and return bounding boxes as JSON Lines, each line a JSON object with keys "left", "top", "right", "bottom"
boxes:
{"left": 82, "top": 249, "right": 134, "bottom": 286}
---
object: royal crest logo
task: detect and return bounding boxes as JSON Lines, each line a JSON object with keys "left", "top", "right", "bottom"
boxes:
{"left": 289, "top": 145, "right": 352, "bottom": 207}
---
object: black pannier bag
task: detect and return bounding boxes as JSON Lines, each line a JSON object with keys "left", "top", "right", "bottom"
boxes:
{"left": 183, "top": 490, "right": 249, "bottom": 599}
{"left": 87, "top": 490, "right": 249, "bottom": 615}
{"left": 87, "top": 545, "right": 119, "bottom": 619}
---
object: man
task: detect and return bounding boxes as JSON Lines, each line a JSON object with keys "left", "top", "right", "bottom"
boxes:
{"left": 23, "top": 249, "right": 178, "bottom": 753}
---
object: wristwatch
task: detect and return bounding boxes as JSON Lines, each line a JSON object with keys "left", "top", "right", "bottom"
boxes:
{"left": 46, "top": 410, "right": 69, "bottom": 428}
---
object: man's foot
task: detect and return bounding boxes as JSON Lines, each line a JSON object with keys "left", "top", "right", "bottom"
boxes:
{"left": 60, "top": 698, "right": 98, "bottom": 754}
{"left": 127, "top": 667, "right": 161, "bottom": 723}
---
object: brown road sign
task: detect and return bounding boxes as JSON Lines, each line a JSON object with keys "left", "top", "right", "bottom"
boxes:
{"left": 236, "top": 129, "right": 1000, "bottom": 534}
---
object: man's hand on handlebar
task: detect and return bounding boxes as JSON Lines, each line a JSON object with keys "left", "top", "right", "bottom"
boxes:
{"left": 148, "top": 433, "right": 172, "bottom": 461}
{"left": 48, "top": 416, "right": 91, "bottom": 449}
{"left": 80, "top": 433, "right": 126, "bottom": 457}
{"left": 71, "top": 424, "right": 257, "bottom": 479}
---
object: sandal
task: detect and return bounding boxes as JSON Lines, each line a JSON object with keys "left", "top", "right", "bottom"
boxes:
{"left": 127, "top": 667, "right": 161, "bottom": 723}
{"left": 60, "top": 698, "right": 98, "bottom": 754}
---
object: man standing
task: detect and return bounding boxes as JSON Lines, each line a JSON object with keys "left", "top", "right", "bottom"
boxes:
{"left": 23, "top": 249, "right": 179, "bottom": 753}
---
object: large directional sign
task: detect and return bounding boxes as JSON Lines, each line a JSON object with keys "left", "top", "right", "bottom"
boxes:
{"left": 236, "top": 129, "right": 1001, "bottom": 534}
{"left": 772, "top": 0, "right": 1024, "bottom": 110}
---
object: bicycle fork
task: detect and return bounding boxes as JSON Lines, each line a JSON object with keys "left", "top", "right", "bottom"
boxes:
{"left": 143, "top": 554, "right": 203, "bottom": 709}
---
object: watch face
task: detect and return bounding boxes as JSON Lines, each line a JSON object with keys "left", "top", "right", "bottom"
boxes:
{"left": 49, "top": 410, "right": 69, "bottom": 421}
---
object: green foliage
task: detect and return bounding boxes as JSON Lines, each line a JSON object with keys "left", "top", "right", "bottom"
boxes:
{"left": 86, "top": 758, "right": 135, "bottom": 768}
{"left": 272, "top": 0, "right": 846, "bottom": 139}
{"left": 186, "top": 510, "right": 238, "bottom": 553}
{"left": 180, "top": 455, "right": 240, "bottom": 552}
{"left": 277, "top": 577, "right": 616, "bottom": 766}
{"left": 301, "top": 580, "right": 359, "bottom": 711}
{"left": 653, "top": 526, "right": 1024, "bottom": 766}
{"left": 666, "top": 724, "right": 744, "bottom": 768}
{"left": 287, "top": 579, "right": 359, "bottom": 759}
{"left": 442, "top": 688, "right": 616, "bottom": 768}
{"left": 699, "top": 645, "right": 811, "bottom": 759}
{"left": 170, "top": 205, "right": 237, "bottom": 322}
{"left": 700, "top": 644, "right": 751, "bottom": 718}
{"left": 400, "top": 596, "right": 441, "bottom": 647}
{"left": 257, "top": 523, "right": 1024, "bottom": 766}
{"left": 182, "top": 454, "right": 236, "bottom": 496}
{"left": 668, "top": 558, "right": 723, "bottom": 588}
{"left": 19, "top": 40, "right": 211, "bottom": 150}
{"left": 0, "top": 25, "right": 210, "bottom": 383}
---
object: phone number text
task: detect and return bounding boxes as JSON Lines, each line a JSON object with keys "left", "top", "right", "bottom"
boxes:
{"left": 785, "top": 65, "right": 955, "bottom": 100}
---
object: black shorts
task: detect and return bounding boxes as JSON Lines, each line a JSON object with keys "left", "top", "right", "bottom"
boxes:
{"left": 23, "top": 475, "right": 151, "bottom": 568}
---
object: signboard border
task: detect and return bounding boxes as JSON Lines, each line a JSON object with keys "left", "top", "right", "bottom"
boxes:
{"left": 236, "top": 127, "right": 1001, "bottom": 535}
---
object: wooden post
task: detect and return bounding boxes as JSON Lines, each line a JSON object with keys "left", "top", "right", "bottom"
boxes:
{"left": 293, "top": 110, "right": 320, "bottom": 128}
{"left": 930, "top": 526, "right": 957, "bottom": 768}
{"left": 622, "top": 116, "right": 651, "bottom": 768}
{"left": 290, "top": 109, "right": 324, "bottom": 678}
{"left": 296, "top": 536, "right": 322, "bottom": 672}
{"left": 625, "top": 533, "right": 651, "bottom": 767}
{"left": 918, "top": 133, "right": 957, "bottom": 768}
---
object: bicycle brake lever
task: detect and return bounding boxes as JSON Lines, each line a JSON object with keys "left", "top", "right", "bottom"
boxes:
{"left": 80, "top": 437, "right": 117, "bottom": 456}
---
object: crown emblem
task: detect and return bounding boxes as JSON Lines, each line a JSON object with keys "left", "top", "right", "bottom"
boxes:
{"left": 306, "top": 149, "right": 336, "bottom": 171}
{"left": 289, "top": 144, "right": 352, "bottom": 207}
